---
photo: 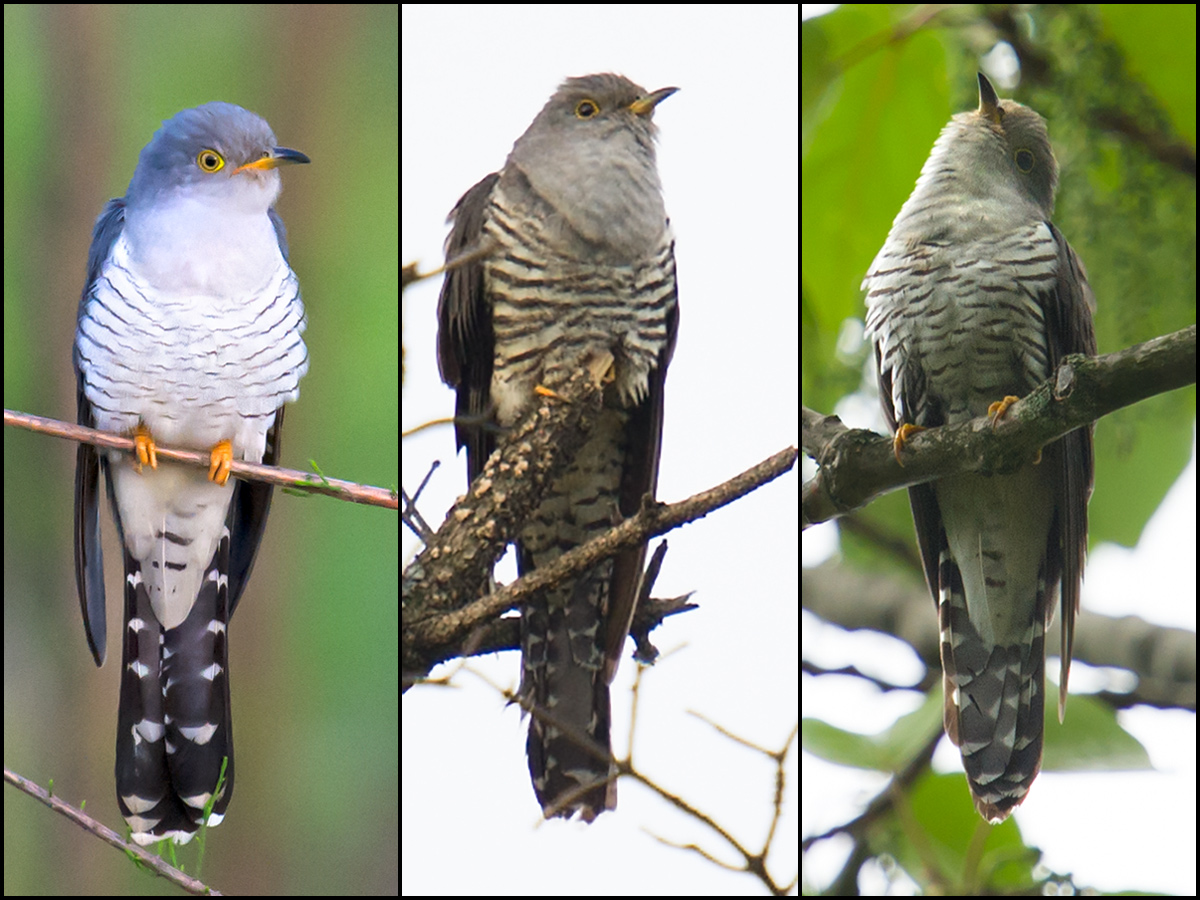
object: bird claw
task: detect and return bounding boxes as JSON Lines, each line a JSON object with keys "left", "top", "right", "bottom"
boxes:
{"left": 987, "top": 395, "right": 1021, "bottom": 426}
{"left": 133, "top": 425, "right": 158, "bottom": 473}
{"left": 208, "top": 440, "right": 234, "bottom": 486}
{"left": 892, "top": 423, "right": 924, "bottom": 466}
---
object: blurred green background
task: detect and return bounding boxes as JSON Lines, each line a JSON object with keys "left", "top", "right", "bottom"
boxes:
{"left": 3, "top": 4, "right": 397, "bottom": 893}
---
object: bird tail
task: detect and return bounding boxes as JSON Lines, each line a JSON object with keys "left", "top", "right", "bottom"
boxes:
{"left": 939, "top": 554, "right": 1049, "bottom": 823}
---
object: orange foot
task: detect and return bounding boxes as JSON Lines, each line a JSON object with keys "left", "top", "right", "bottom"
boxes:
{"left": 987, "top": 395, "right": 1021, "bottom": 426}
{"left": 892, "top": 423, "right": 924, "bottom": 466}
{"left": 133, "top": 424, "right": 158, "bottom": 473}
{"left": 987, "top": 395, "right": 1042, "bottom": 463}
{"left": 209, "top": 439, "right": 234, "bottom": 486}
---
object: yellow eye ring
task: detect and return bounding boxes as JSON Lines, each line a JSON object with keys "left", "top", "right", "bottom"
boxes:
{"left": 574, "top": 99, "right": 600, "bottom": 119}
{"left": 197, "top": 149, "right": 225, "bottom": 173}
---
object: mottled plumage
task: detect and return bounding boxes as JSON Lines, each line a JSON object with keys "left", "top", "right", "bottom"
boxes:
{"left": 862, "top": 74, "right": 1095, "bottom": 822}
{"left": 437, "top": 75, "right": 678, "bottom": 821}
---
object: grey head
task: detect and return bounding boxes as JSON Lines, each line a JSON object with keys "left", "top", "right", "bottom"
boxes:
{"left": 501, "top": 74, "right": 677, "bottom": 256}
{"left": 98, "top": 102, "right": 309, "bottom": 296}
{"left": 894, "top": 73, "right": 1058, "bottom": 244}
{"left": 124, "top": 101, "right": 309, "bottom": 215}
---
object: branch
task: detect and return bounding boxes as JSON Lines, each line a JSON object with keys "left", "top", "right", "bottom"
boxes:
{"left": 402, "top": 357, "right": 796, "bottom": 684}
{"left": 4, "top": 766, "right": 225, "bottom": 894}
{"left": 4, "top": 408, "right": 396, "bottom": 509}
{"left": 803, "top": 561, "right": 1196, "bottom": 713}
{"left": 802, "top": 325, "right": 1196, "bottom": 527}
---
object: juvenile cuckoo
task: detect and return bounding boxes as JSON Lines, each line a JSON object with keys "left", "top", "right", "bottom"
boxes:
{"left": 74, "top": 102, "right": 309, "bottom": 844}
{"left": 862, "top": 74, "right": 1095, "bottom": 822}
{"left": 437, "top": 74, "right": 679, "bottom": 821}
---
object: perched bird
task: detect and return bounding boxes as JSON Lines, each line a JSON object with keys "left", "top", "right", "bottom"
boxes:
{"left": 862, "top": 74, "right": 1095, "bottom": 822}
{"left": 437, "top": 74, "right": 679, "bottom": 821}
{"left": 74, "top": 102, "right": 309, "bottom": 844}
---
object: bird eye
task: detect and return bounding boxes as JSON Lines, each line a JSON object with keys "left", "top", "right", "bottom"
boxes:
{"left": 197, "top": 149, "right": 225, "bottom": 173}
{"left": 575, "top": 99, "right": 600, "bottom": 119}
{"left": 1014, "top": 148, "right": 1035, "bottom": 173}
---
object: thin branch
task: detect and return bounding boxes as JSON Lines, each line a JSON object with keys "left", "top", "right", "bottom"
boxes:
{"left": 4, "top": 407, "right": 396, "bottom": 509}
{"left": 4, "top": 766, "right": 224, "bottom": 895}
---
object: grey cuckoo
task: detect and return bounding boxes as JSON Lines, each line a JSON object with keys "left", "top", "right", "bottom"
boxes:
{"left": 437, "top": 74, "right": 679, "bottom": 821}
{"left": 74, "top": 102, "right": 309, "bottom": 844}
{"left": 862, "top": 74, "right": 1095, "bottom": 822}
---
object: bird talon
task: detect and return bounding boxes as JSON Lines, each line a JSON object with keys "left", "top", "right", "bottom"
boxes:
{"left": 133, "top": 425, "right": 158, "bottom": 472}
{"left": 987, "top": 395, "right": 1021, "bottom": 427}
{"left": 892, "top": 423, "right": 924, "bottom": 466}
{"left": 208, "top": 440, "right": 234, "bottom": 486}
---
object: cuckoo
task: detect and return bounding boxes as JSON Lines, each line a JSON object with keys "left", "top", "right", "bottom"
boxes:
{"left": 437, "top": 74, "right": 679, "bottom": 821}
{"left": 862, "top": 74, "right": 1095, "bottom": 822}
{"left": 74, "top": 102, "right": 309, "bottom": 844}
